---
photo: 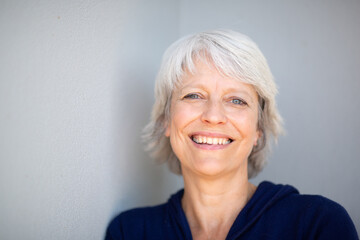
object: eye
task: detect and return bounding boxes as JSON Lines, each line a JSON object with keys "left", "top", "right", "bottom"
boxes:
{"left": 183, "top": 93, "right": 201, "bottom": 99}
{"left": 231, "top": 98, "right": 247, "bottom": 105}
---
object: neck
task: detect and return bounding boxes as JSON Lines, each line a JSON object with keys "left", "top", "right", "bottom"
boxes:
{"left": 181, "top": 168, "right": 256, "bottom": 239}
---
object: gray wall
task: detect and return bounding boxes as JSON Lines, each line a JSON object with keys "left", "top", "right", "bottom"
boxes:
{"left": 0, "top": 0, "right": 182, "bottom": 239}
{"left": 0, "top": 0, "right": 359, "bottom": 239}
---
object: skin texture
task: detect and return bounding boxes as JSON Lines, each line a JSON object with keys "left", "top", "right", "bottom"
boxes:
{"left": 165, "top": 60, "right": 260, "bottom": 239}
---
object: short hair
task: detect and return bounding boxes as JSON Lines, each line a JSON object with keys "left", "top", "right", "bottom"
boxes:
{"left": 143, "top": 29, "right": 283, "bottom": 178}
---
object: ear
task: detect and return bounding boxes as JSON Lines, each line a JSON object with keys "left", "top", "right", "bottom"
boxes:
{"left": 164, "top": 122, "right": 170, "bottom": 137}
{"left": 254, "top": 130, "right": 262, "bottom": 146}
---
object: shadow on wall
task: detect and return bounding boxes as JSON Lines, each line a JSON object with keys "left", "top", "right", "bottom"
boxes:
{"left": 110, "top": 64, "right": 174, "bottom": 215}
{"left": 103, "top": 0, "right": 183, "bottom": 232}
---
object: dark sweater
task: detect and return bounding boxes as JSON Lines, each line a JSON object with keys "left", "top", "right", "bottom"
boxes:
{"left": 105, "top": 181, "right": 358, "bottom": 239}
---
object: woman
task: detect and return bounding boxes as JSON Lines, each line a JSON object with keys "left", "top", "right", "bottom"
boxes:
{"left": 106, "top": 30, "right": 358, "bottom": 239}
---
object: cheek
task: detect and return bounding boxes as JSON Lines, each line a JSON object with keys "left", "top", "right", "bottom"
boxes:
{"left": 229, "top": 110, "right": 259, "bottom": 137}
{"left": 169, "top": 103, "right": 200, "bottom": 133}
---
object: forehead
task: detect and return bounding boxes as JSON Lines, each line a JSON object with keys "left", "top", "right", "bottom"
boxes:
{"left": 177, "top": 60, "right": 258, "bottom": 97}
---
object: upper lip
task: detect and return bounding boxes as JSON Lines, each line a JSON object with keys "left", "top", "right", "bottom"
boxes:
{"left": 189, "top": 131, "right": 234, "bottom": 140}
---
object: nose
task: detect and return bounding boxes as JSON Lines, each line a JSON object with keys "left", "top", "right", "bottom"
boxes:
{"left": 201, "top": 99, "right": 227, "bottom": 125}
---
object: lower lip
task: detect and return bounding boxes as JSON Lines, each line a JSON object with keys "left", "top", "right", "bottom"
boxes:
{"left": 190, "top": 139, "right": 232, "bottom": 150}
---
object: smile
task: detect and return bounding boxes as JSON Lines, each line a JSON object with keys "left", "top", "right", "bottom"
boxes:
{"left": 191, "top": 135, "right": 233, "bottom": 145}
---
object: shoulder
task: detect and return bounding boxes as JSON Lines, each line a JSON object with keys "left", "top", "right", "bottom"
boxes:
{"left": 261, "top": 182, "right": 358, "bottom": 239}
{"left": 295, "top": 194, "right": 356, "bottom": 232}
{"left": 118, "top": 203, "right": 168, "bottom": 222}
{"left": 258, "top": 181, "right": 352, "bottom": 217}
{"left": 281, "top": 189, "right": 351, "bottom": 220}
{"left": 294, "top": 194, "right": 358, "bottom": 239}
{"left": 105, "top": 203, "right": 168, "bottom": 240}
{"left": 105, "top": 189, "right": 185, "bottom": 240}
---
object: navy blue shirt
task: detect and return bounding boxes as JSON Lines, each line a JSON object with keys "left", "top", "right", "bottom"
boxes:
{"left": 105, "top": 181, "right": 358, "bottom": 239}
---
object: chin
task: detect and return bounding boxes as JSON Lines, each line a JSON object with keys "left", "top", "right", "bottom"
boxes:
{"left": 184, "top": 159, "right": 234, "bottom": 177}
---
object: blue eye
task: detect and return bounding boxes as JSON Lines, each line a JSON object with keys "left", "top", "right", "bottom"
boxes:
{"left": 231, "top": 98, "right": 246, "bottom": 105}
{"left": 184, "top": 93, "right": 200, "bottom": 99}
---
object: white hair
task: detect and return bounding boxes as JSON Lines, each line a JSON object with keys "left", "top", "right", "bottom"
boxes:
{"left": 143, "top": 29, "right": 283, "bottom": 178}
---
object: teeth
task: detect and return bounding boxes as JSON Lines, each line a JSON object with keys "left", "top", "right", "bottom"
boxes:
{"left": 192, "top": 135, "right": 231, "bottom": 145}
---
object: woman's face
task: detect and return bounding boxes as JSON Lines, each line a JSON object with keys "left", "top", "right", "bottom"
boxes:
{"left": 165, "top": 60, "right": 260, "bottom": 177}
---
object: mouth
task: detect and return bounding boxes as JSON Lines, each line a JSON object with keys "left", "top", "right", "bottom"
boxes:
{"left": 190, "top": 134, "right": 234, "bottom": 145}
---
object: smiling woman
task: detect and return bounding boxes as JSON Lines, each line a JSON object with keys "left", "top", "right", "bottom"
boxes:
{"left": 105, "top": 30, "right": 358, "bottom": 240}
{"left": 166, "top": 61, "right": 260, "bottom": 178}
{"left": 146, "top": 30, "right": 282, "bottom": 180}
